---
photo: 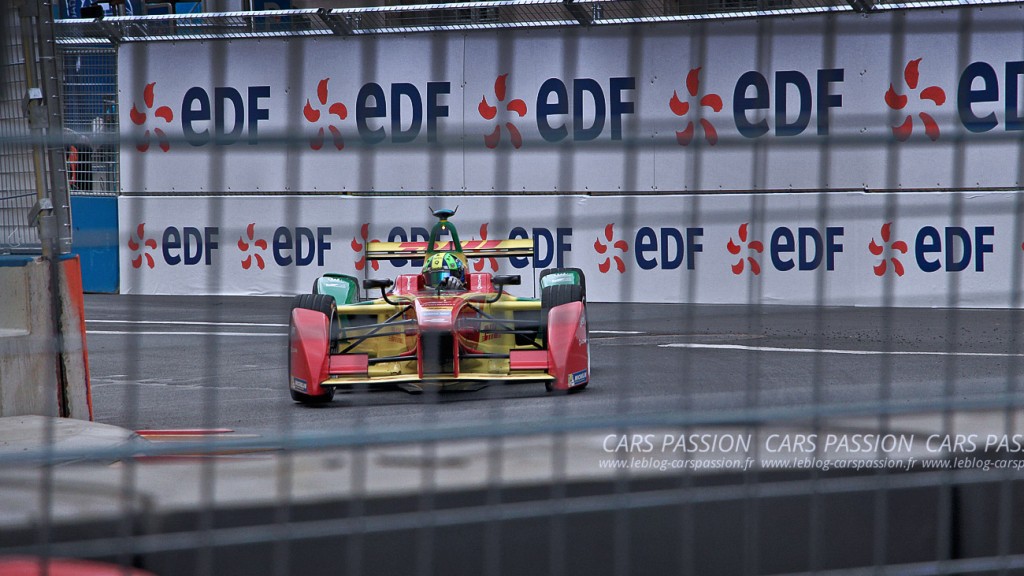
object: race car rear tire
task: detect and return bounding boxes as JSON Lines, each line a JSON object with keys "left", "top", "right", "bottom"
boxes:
{"left": 289, "top": 294, "right": 337, "bottom": 404}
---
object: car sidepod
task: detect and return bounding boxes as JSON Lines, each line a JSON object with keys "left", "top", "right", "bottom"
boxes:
{"left": 545, "top": 300, "right": 589, "bottom": 391}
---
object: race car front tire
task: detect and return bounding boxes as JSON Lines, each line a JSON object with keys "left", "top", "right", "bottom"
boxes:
{"left": 540, "top": 268, "right": 586, "bottom": 349}
{"left": 289, "top": 294, "right": 337, "bottom": 404}
{"left": 289, "top": 387, "right": 335, "bottom": 404}
{"left": 540, "top": 269, "right": 587, "bottom": 392}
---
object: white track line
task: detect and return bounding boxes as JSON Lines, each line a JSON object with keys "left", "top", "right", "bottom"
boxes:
{"left": 661, "top": 342, "right": 1024, "bottom": 358}
{"left": 86, "top": 330, "right": 285, "bottom": 337}
{"left": 88, "top": 323, "right": 644, "bottom": 337}
{"left": 86, "top": 319, "right": 287, "bottom": 327}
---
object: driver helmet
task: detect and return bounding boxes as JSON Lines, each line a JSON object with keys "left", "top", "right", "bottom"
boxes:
{"left": 422, "top": 252, "right": 466, "bottom": 288}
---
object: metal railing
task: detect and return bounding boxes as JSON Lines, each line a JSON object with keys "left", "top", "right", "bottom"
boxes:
{"left": 52, "top": 0, "right": 1023, "bottom": 45}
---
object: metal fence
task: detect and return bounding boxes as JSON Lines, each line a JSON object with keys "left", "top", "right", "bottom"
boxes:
{"left": 5, "top": 2, "right": 1024, "bottom": 575}
{"left": 0, "top": 6, "right": 43, "bottom": 253}
{"left": 60, "top": 47, "right": 118, "bottom": 196}
{"left": 0, "top": 0, "right": 72, "bottom": 255}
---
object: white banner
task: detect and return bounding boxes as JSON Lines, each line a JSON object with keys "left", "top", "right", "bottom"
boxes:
{"left": 119, "top": 193, "right": 1024, "bottom": 307}
{"left": 118, "top": 6, "right": 1024, "bottom": 193}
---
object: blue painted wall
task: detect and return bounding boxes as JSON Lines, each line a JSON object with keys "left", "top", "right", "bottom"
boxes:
{"left": 70, "top": 196, "right": 118, "bottom": 293}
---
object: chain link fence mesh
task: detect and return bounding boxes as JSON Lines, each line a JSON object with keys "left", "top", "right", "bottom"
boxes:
{"left": 3, "top": 2, "right": 1024, "bottom": 576}
{"left": 60, "top": 46, "right": 118, "bottom": 196}
{"left": 0, "top": 7, "right": 42, "bottom": 253}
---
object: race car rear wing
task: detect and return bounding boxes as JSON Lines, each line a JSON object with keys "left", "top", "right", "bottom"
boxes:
{"left": 365, "top": 239, "right": 535, "bottom": 260}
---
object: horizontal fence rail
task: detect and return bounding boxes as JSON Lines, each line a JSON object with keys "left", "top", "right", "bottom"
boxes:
{"left": 52, "top": 0, "right": 1024, "bottom": 44}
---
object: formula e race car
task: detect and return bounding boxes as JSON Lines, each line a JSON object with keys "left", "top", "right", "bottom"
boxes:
{"left": 287, "top": 208, "right": 589, "bottom": 404}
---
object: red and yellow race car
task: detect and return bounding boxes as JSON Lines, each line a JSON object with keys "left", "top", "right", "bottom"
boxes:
{"left": 288, "top": 208, "right": 589, "bottom": 404}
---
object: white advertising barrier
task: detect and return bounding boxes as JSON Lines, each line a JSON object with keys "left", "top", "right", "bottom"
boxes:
{"left": 119, "top": 6, "right": 1024, "bottom": 194}
{"left": 120, "top": 193, "right": 1024, "bottom": 308}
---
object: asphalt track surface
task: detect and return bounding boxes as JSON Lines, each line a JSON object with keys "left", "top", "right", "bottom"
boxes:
{"left": 84, "top": 295, "right": 1024, "bottom": 436}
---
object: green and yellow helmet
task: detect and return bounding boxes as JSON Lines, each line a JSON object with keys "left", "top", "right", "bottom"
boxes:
{"left": 422, "top": 252, "right": 467, "bottom": 288}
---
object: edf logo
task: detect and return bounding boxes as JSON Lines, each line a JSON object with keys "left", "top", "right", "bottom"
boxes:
{"left": 128, "top": 224, "right": 334, "bottom": 268}
{"left": 181, "top": 86, "right": 271, "bottom": 146}
{"left": 729, "top": 224, "right": 844, "bottom": 276}
{"left": 733, "top": 69, "right": 844, "bottom": 137}
{"left": 158, "top": 77, "right": 635, "bottom": 150}
{"left": 135, "top": 55, "right": 1024, "bottom": 153}
{"left": 535, "top": 77, "right": 635, "bottom": 143}
{"left": 593, "top": 224, "right": 704, "bottom": 274}
{"left": 870, "top": 224, "right": 995, "bottom": 276}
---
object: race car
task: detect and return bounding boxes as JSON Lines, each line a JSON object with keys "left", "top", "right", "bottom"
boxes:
{"left": 288, "top": 208, "right": 589, "bottom": 404}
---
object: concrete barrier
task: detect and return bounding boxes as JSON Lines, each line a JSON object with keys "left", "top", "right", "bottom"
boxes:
{"left": 0, "top": 255, "right": 91, "bottom": 420}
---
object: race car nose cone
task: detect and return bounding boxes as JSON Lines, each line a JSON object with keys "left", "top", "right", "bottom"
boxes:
{"left": 414, "top": 299, "right": 457, "bottom": 330}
